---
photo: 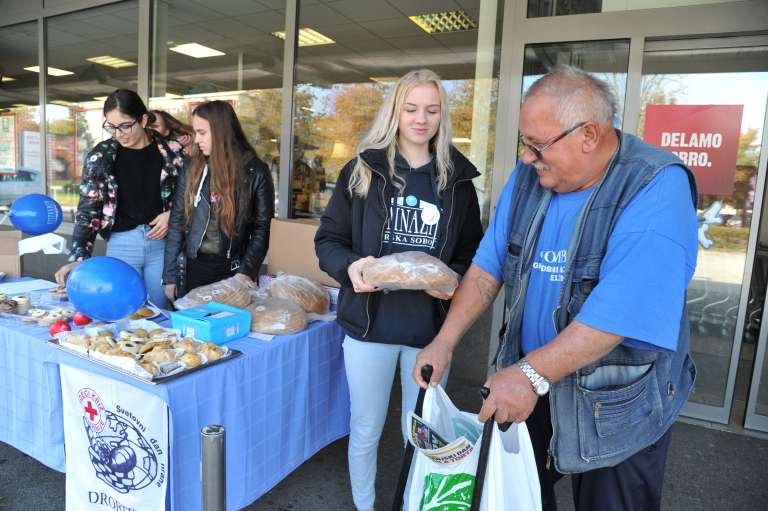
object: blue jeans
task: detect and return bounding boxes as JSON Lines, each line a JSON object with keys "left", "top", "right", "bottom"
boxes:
{"left": 106, "top": 225, "right": 167, "bottom": 309}
{"left": 342, "top": 336, "right": 450, "bottom": 511}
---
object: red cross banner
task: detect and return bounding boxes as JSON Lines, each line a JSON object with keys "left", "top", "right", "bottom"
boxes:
{"left": 60, "top": 366, "right": 169, "bottom": 511}
{"left": 643, "top": 104, "right": 744, "bottom": 196}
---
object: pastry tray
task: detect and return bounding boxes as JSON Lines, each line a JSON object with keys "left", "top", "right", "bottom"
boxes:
{"left": 48, "top": 338, "right": 241, "bottom": 385}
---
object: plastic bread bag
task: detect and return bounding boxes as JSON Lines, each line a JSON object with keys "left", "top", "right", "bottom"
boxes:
{"left": 247, "top": 297, "right": 308, "bottom": 335}
{"left": 361, "top": 251, "right": 459, "bottom": 293}
{"left": 266, "top": 274, "right": 329, "bottom": 314}
{"left": 173, "top": 275, "right": 252, "bottom": 310}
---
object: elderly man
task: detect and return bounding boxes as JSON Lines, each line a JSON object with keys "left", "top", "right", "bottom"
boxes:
{"left": 413, "top": 65, "right": 698, "bottom": 510}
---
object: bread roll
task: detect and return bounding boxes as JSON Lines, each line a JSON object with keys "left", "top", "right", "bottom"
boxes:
{"left": 200, "top": 343, "right": 225, "bottom": 362}
{"left": 267, "top": 275, "right": 329, "bottom": 314}
{"left": 361, "top": 251, "right": 459, "bottom": 293}
{"left": 176, "top": 276, "right": 251, "bottom": 309}
{"left": 247, "top": 298, "right": 307, "bottom": 335}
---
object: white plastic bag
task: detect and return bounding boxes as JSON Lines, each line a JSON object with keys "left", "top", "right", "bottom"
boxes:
{"left": 405, "top": 385, "right": 541, "bottom": 511}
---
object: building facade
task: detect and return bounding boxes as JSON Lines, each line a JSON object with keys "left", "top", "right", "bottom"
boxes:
{"left": 1, "top": 0, "right": 767, "bottom": 432}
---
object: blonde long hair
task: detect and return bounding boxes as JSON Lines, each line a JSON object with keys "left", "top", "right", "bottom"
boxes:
{"left": 348, "top": 69, "right": 454, "bottom": 198}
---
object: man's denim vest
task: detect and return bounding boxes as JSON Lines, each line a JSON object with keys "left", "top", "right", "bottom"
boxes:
{"left": 494, "top": 131, "right": 698, "bottom": 473}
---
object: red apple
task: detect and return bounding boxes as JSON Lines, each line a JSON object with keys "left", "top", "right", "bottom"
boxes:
{"left": 49, "top": 320, "right": 71, "bottom": 336}
{"left": 73, "top": 312, "right": 92, "bottom": 327}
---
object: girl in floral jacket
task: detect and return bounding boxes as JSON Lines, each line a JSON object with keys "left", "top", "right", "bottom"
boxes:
{"left": 54, "top": 89, "right": 186, "bottom": 308}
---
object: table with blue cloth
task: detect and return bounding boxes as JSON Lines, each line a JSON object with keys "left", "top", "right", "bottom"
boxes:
{"left": 0, "top": 308, "right": 350, "bottom": 510}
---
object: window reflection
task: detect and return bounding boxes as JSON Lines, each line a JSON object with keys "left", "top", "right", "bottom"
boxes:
{"left": 292, "top": 0, "right": 504, "bottom": 223}
{"left": 640, "top": 46, "right": 768, "bottom": 409}
{"left": 0, "top": 22, "right": 42, "bottom": 207}
{"left": 150, "top": 0, "right": 284, "bottom": 213}
{"left": 45, "top": 1, "right": 140, "bottom": 214}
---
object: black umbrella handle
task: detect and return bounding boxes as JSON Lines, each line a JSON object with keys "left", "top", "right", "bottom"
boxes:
{"left": 391, "top": 364, "right": 433, "bottom": 511}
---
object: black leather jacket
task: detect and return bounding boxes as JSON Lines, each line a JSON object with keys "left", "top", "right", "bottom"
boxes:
{"left": 163, "top": 156, "right": 274, "bottom": 287}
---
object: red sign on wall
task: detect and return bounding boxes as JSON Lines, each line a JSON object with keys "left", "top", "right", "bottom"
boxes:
{"left": 643, "top": 104, "right": 743, "bottom": 196}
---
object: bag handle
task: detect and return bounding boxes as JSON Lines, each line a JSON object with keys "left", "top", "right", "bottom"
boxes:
{"left": 391, "top": 364, "right": 433, "bottom": 511}
{"left": 471, "top": 386, "right": 512, "bottom": 511}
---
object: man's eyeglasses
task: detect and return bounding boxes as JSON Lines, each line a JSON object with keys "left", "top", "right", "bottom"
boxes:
{"left": 519, "top": 121, "right": 586, "bottom": 160}
{"left": 102, "top": 120, "right": 138, "bottom": 135}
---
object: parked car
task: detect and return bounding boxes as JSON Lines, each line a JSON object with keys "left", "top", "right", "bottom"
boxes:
{"left": 0, "top": 168, "right": 44, "bottom": 207}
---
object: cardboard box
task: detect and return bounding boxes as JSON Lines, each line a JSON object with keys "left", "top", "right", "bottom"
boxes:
{"left": 0, "top": 229, "right": 22, "bottom": 279}
{"left": 170, "top": 302, "right": 252, "bottom": 344}
{"left": 267, "top": 218, "right": 339, "bottom": 287}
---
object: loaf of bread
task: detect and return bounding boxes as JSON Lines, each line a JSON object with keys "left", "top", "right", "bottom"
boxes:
{"left": 361, "top": 251, "right": 459, "bottom": 292}
{"left": 247, "top": 298, "right": 307, "bottom": 335}
{"left": 267, "top": 274, "right": 329, "bottom": 314}
{"left": 174, "top": 276, "right": 252, "bottom": 309}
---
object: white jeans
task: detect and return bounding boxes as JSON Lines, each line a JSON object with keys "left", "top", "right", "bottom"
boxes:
{"left": 342, "top": 335, "right": 449, "bottom": 511}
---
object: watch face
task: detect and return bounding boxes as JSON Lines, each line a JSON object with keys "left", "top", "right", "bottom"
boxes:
{"left": 535, "top": 380, "right": 550, "bottom": 396}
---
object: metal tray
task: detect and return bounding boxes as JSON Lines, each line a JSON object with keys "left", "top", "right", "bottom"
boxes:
{"left": 48, "top": 338, "right": 241, "bottom": 385}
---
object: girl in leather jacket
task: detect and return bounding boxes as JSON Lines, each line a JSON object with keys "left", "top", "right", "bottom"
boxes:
{"left": 162, "top": 100, "right": 274, "bottom": 300}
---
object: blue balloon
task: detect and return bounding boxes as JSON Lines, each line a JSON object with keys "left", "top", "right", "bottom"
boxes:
{"left": 66, "top": 257, "right": 146, "bottom": 321}
{"left": 9, "top": 193, "right": 63, "bottom": 235}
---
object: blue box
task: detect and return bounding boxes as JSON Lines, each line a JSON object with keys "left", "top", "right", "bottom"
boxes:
{"left": 170, "top": 302, "right": 252, "bottom": 344}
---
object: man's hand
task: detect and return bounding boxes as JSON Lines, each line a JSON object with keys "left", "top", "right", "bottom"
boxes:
{"left": 478, "top": 365, "right": 538, "bottom": 424}
{"left": 347, "top": 256, "right": 380, "bottom": 293}
{"left": 147, "top": 211, "right": 170, "bottom": 240}
{"left": 413, "top": 340, "right": 453, "bottom": 389}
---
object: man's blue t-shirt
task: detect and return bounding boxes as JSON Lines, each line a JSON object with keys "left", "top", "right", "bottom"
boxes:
{"left": 472, "top": 164, "right": 698, "bottom": 354}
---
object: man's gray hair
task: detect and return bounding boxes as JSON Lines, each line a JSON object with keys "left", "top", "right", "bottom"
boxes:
{"left": 524, "top": 65, "right": 616, "bottom": 128}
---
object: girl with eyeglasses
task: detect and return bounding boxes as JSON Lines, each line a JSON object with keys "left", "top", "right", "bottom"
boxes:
{"left": 162, "top": 100, "right": 274, "bottom": 300}
{"left": 54, "top": 89, "right": 187, "bottom": 308}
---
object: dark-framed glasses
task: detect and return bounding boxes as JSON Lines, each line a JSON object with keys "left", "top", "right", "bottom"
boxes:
{"left": 519, "top": 121, "right": 586, "bottom": 160}
{"left": 102, "top": 120, "right": 138, "bottom": 135}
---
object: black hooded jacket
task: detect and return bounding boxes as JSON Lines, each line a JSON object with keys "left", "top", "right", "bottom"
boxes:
{"left": 314, "top": 146, "right": 483, "bottom": 344}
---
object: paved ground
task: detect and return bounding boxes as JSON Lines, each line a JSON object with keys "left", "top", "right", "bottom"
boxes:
{"left": 2, "top": 376, "right": 767, "bottom": 510}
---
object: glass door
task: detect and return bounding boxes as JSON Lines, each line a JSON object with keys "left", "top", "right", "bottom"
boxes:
{"left": 638, "top": 37, "right": 768, "bottom": 424}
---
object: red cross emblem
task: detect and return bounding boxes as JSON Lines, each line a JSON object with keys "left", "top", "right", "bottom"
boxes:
{"left": 84, "top": 400, "right": 99, "bottom": 421}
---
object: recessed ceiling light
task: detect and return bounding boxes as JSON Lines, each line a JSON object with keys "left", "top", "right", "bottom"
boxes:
{"left": 24, "top": 66, "right": 74, "bottom": 77}
{"left": 2, "top": 76, "right": 16, "bottom": 82}
{"left": 272, "top": 28, "right": 335, "bottom": 47}
{"left": 93, "top": 96, "right": 109, "bottom": 101}
{"left": 50, "top": 99, "right": 74, "bottom": 106}
{"left": 169, "top": 43, "right": 225, "bottom": 58}
{"left": 409, "top": 11, "right": 477, "bottom": 34}
{"left": 86, "top": 56, "right": 137, "bottom": 68}
{"left": 12, "top": 103, "right": 31, "bottom": 108}
{"left": 164, "top": 92, "right": 182, "bottom": 98}
{"left": 369, "top": 76, "right": 399, "bottom": 84}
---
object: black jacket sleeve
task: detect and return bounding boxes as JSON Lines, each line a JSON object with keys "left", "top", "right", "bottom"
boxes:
{"left": 162, "top": 161, "right": 190, "bottom": 285}
{"left": 448, "top": 181, "right": 483, "bottom": 277}
{"left": 239, "top": 159, "right": 275, "bottom": 280}
{"left": 314, "top": 160, "right": 360, "bottom": 288}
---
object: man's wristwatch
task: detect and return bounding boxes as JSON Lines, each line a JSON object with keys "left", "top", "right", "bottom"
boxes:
{"left": 516, "top": 358, "right": 551, "bottom": 396}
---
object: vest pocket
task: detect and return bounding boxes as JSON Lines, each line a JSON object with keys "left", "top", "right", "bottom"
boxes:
{"left": 576, "top": 363, "right": 663, "bottom": 461}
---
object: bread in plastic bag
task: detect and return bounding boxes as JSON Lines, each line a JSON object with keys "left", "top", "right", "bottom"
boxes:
{"left": 174, "top": 275, "right": 252, "bottom": 310}
{"left": 247, "top": 298, "right": 307, "bottom": 334}
{"left": 266, "top": 274, "right": 329, "bottom": 314}
{"left": 361, "top": 251, "right": 459, "bottom": 292}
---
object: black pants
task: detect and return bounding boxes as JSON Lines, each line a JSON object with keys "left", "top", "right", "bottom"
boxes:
{"left": 184, "top": 253, "right": 237, "bottom": 294}
{"left": 526, "top": 395, "right": 672, "bottom": 511}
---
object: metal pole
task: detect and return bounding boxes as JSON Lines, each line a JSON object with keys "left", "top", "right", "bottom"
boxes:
{"left": 201, "top": 424, "right": 226, "bottom": 511}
